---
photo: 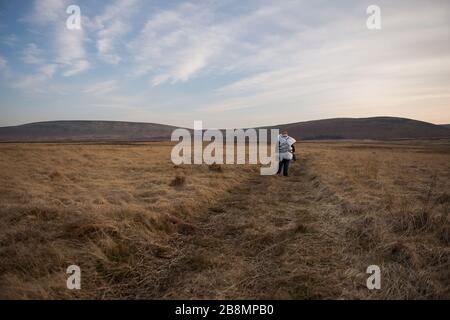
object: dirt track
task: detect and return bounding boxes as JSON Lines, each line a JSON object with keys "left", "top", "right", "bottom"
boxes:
{"left": 129, "top": 156, "right": 358, "bottom": 299}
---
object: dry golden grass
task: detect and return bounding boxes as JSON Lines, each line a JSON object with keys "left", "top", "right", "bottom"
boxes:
{"left": 303, "top": 140, "right": 450, "bottom": 299}
{"left": 0, "top": 140, "right": 448, "bottom": 299}
{"left": 0, "top": 142, "right": 249, "bottom": 299}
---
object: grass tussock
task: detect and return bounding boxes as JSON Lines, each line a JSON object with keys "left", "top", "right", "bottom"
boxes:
{"left": 170, "top": 175, "right": 186, "bottom": 187}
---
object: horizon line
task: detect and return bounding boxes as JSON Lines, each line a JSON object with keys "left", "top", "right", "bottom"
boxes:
{"left": 1, "top": 115, "right": 449, "bottom": 130}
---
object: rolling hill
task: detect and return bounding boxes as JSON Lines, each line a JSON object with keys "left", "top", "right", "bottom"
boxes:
{"left": 266, "top": 117, "right": 450, "bottom": 140}
{"left": 0, "top": 120, "right": 180, "bottom": 142}
{"left": 0, "top": 117, "right": 449, "bottom": 142}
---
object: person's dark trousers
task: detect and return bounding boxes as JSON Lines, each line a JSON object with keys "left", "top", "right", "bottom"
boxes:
{"left": 277, "top": 159, "right": 290, "bottom": 176}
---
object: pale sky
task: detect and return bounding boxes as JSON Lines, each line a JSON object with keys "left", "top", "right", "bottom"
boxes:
{"left": 0, "top": 0, "right": 449, "bottom": 128}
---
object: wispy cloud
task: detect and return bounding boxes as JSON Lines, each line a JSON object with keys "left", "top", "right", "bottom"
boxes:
{"left": 14, "top": 63, "right": 57, "bottom": 91}
{"left": 55, "top": 27, "right": 89, "bottom": 76}
{"left": 126, "top": 2, "right": 324, "bottom": 86}
{"left": 94, "top": 0, "right": 140, "bottom": 64}
{"left": 21, "top": 43, "right": 44, "bottom": 65}
{"left": 1, "top": 34, "right": 19, "bottom": 47}
{"left": 22, "top": 0, "right": 89, "bottom": 77}
{"left": 22, "top": 0, "right": 67, "bottom": 25}
{"left": 0, "top": 55, "right": 7, "bottom": 70}
{"left": 128, "top": 3, "right": 230, "bottom": 85}
{"left": 83, "top": 80, "right": 117, "bottom": 95}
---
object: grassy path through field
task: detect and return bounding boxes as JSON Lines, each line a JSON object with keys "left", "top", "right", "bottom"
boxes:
{"left": 133, "top": 156, "right": 356, "bottom": 299}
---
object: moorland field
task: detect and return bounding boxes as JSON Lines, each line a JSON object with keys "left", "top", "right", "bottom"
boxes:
{"left": 0, "top": 140, "right": 448, "bottom": 299}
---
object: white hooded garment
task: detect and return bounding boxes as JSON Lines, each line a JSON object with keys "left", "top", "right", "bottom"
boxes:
{"left": 278, "top": 135, "right": 296, "bottom": 161}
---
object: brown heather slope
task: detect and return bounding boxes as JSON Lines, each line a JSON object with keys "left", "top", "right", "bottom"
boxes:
{"left": 267, "top": 117, "right": 450, "bottom": 140}
{"left": 0, "top": 141, "right": 449, "bottom": 299}
{"left": 1, "top": 117, "right": 449, "bottom": 142}
{"left": 0, "top": 121, "right": 181, "bottom": 142}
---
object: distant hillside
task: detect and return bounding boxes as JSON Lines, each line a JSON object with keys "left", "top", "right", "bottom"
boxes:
{"left": 0, "top": 117, "right": 449, "bottom": 142}
{"left": 267, "top": 117, "right": 450, "bottom": 140}
{"left": 441, "top": 124, "right": 450, "bottom": 129}
{"left": 0, "top": 121, "right": 180, "bottom": 142}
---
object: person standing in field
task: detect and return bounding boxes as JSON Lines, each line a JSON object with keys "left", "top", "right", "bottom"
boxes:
{"left": 277, "top": 130, "right": 296, "bottom": 177}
